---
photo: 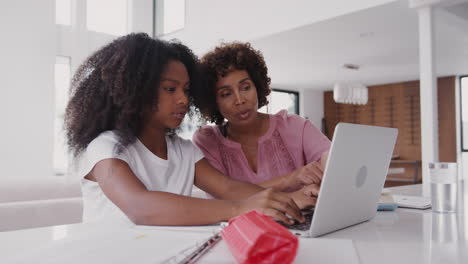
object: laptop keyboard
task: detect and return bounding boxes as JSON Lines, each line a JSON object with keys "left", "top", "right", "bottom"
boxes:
{"left": 278, "top": 209, "right": 314, "bottom": 231}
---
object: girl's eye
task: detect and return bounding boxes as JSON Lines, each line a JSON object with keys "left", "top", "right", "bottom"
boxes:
{"left": 241, "top": 85, "right": 251, "bottom": 91}
{"left": 164, "top": 87, "right": 176, "bottom": 92}
{"left": 184, "top": 87, "right": 190, "bottom": 94}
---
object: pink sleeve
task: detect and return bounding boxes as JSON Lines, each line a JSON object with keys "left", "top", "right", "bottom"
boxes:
{"left": 302, "top": 120, "right": 331, "bottom": 164}
{"left": 192, "top": 127, "right": 227, "bottom": 175}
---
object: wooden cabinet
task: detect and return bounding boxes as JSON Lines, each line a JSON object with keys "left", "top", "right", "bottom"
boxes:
{"left": 323, "top": 77, "right": 456, "bottom": 186}
{"left": 438, "top": 77, "right": 457, "bottom": 162}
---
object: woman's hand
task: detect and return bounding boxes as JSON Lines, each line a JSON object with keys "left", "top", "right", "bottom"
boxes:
{"left": 302, "top": 183, "right": 320, "bottom": 197}
{"left": 285, "top": 161, "right": 324, "bottom": 190}
{"left": 288, "top": 184, "right": 320, "bottom": 210}
{"left": 232, "top": 188, "right": 305, "bottom": 225}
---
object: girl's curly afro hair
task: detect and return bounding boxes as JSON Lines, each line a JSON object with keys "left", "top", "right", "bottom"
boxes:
{"left": 65, "top": 33, "right": 199, "bottom": 157}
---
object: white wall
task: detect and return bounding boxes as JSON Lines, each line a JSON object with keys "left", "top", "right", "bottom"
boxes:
{"left": 300, "top": 89, "right": 324, "bottom": 130}
{"left": 0, "top": 0, "right": 55, "bottom": 179}
{"left": 0, "top": 0, "right": 153, "bottom": 180}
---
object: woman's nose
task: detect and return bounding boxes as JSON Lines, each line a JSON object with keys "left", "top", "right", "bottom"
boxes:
{"left": 234, "top": 92, "right": 245, "bottom": 105}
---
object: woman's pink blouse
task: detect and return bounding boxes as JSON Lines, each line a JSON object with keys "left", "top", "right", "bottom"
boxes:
{"left": 193, "top": 110, "right": 331, "bottom": 184}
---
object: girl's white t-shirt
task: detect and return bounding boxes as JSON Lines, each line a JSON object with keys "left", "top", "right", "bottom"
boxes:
{"left": 74, "top": 131, "right": 204, "bottom": 225}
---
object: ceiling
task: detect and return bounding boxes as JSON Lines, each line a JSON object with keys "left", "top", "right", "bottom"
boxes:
{"left": 164, "top": 0, "right": 397, "bottom": 56}
{"left": 445, "top": 1, "right": 468, "bottom": 21}
{"left": 250, "top": 0, "right": 468, "bottom": 91}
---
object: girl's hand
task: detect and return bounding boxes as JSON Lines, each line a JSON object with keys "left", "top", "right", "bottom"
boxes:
{"left": 233, "top": 188, "right": 305, "bottom": 225}
{"left": 286, "top": 161, "right": 324, "bottom": 190}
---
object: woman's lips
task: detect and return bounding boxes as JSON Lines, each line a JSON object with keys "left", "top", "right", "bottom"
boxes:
{"left": 238, "top": 110, "right": 250, "bottom": 120}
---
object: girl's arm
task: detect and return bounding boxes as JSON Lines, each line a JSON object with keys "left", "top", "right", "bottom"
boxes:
{"left": 194, "top": 158, "right": 316, "bottom": 213}
{"left": 194, "top": 158, "right": 263, "bottom": 200}
{"left": 89, "top": 158, "right": 305, "bottom": 226}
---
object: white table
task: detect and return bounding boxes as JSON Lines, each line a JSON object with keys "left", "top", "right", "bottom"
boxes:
{"left": 1, "top": 184, "right": 467, "bottom": 264}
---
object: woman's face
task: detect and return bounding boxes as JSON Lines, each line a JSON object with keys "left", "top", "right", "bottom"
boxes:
{"left": 215, "top": 69, "right": 259, "bottom": 126}
{"left": 149, "top": 60, "right": 190, "bottom": 130}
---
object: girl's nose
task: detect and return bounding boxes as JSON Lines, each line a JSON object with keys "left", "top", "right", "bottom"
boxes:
{"left": 177, "top": 90, "right": 189, "bottom": 105}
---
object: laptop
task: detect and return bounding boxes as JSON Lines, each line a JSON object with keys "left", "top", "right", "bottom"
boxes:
{"left": 287, "top": 123, "right": 398, "bottom": 238}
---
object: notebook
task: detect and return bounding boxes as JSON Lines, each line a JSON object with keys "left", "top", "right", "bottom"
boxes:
{"left": 393, "top": 195, "right": 431, "bottom": 209}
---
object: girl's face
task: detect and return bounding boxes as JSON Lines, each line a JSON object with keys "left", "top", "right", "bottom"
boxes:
{"left": 149, "top": 60, "right": 190, "bottom": 130}
{"left": 215, "top": 69, "right": 259, "bottom": 126}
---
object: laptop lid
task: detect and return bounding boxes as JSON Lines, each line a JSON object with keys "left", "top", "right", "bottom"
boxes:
{"left": 308, "top": 123, "right": 398, "bottom": 237}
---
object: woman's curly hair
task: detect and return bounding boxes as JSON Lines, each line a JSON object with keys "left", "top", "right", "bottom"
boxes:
{"left": 64, "top": 33, "right": 199, "bottom": 157}
{"left": 193, "top": 42, "right": 271, "bottom": 125}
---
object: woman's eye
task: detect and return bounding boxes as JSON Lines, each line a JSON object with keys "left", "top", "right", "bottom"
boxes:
{"left": 164, "top": 87, "right": 176, "bottom": 92}
{"left": 221, "top": 92, "right": 231, "bottom": 98}
{"left": 184, "top": 87, "right": 190, "bottom": 94}
{"left": 241, "top": 85, "right": 251, "bottom": 91}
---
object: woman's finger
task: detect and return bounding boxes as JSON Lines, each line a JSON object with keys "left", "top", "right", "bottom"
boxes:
{"left": 301, "top": 172, "right": 321, "bottom": 185}
{"left": 306, "top": 164, "right": 323, "bottom": 181}
{"left": 313, "top": 161, "right": 324, "bottom": 173}
{"left": 300, "top": 174, "right": 317, "bottom": 185}
{"left": 297, "top": 194, "right": 316, "bottom": 209}
{"left": 303, "top": 184, "right": 320, "bottom": 197}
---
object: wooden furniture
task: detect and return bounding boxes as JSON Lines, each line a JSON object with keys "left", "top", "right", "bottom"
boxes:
{"left": 386, "top": 160, "right": 421, "bottom": 187}
{"left": 323, "top": 77, "right": 456, "bottom": 186}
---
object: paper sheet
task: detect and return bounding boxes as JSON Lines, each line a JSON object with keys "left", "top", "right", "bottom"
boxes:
{"left": 3, "top": 228, "right": 214, "bottom": 264}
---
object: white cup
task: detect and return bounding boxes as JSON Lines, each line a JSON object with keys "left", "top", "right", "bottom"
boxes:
{"left": 429, "top": 162, "right": 458, "bottom": 213}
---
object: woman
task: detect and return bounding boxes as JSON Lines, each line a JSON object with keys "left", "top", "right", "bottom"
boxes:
{"left": 193, "top": 42, "right": 330, "bottom": 193}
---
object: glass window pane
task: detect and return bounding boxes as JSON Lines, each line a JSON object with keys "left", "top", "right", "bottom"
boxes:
{"left": 178, "top": 107, "right": 206, "bottom": 140}
{"left": 163, "top": 0, "right": 185, "bottom": 34}
{"left": 87, "top": 0, "right": 128, "bottom": 36}
{"left": 270, "top": 90, "right": 299, "bottom": 114}
{"left": 260, "top": 90, "right": 299, "bottom": 115}
{"left": 54, "top": 56, "right": 71, "bottom": 174}
{"left": 56, "top": 0, "right": 71, "bottom": 25}
{"left": 461, "top": 76, "right": 468, "bottom": 150}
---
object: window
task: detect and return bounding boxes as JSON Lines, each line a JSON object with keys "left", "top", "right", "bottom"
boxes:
{"left": 259, "top": 89, "right": 300, "bottom": 115}
{"left": 54, "top": 56, "right": 71, "bottom": 175}
{"left": 163, "top": 0, "right": 185, "bottom": 33}
{"left": 155, "top": 0, "right": 185, "bottom": 35}
{"left": 178, "top": 114, "right": 199, "bottom": 140}
{"left": 178, "top": 107, "right": 214, "bottom": 140}
{"left": 55, "top": 0, "right": 153, "bottom": 176}
{"left": 460, "top": 76, "right": 468, "bottom": 151}
{"left": 56, "top": 0, "right": 71, "bottom": 25}
{"left": 87, "top": 0, "right": 128, "bottom": 35}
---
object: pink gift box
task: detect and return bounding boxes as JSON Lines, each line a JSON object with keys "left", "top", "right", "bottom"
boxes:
{"left": 221, "top": 210, "right": 299, "bottom": 264}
